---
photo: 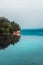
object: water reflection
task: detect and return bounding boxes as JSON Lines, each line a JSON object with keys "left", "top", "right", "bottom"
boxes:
{"left": 0, "top": 35, "right": 20, "bottom": 50}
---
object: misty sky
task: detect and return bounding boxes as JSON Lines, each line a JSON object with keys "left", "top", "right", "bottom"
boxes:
{"left": 0, "top": 0, "right": 43, "bottom": 29}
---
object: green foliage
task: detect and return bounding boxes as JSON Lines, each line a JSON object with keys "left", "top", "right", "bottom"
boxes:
{"left": 0, "top": 28, "right": 5, "bottom": 33}
{"left": 0, "top": 17, "right": 20, "bottom": 33}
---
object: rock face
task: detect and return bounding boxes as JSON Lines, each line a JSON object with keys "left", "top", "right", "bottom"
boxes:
{"left": 13, "top": 31, "right": 20, "bottom": 36}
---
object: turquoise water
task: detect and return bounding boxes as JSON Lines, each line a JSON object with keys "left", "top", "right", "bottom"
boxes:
{"left": 21, "top": 29, "right": 43, "bottom": 36}
{"left": 0, "top": 36, "right": 43, "bottom": 65}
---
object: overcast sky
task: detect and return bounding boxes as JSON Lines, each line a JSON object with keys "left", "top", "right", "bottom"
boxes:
{"left": 0, "top": 0, "right": 43, "bottom": 29}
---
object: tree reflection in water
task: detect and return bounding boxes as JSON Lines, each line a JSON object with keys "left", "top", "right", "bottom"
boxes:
{"left": 0, "top": 35, "right": 20, "bottom": 50}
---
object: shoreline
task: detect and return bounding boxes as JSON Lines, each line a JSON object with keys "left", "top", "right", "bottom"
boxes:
{"left": 0, "top": 31, "right": 20, "bottom": 36}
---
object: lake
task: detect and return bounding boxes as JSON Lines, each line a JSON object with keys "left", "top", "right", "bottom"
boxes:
{"left": 0, "top": 35, "right": 43, "bottom": 65}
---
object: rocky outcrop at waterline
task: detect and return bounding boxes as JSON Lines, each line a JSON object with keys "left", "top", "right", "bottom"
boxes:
{"left": 0, "top": 17, "right": 21, "bottom": 49}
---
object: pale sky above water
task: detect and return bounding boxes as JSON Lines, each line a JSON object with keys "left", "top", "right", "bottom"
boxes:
{"left": 0, "top": 0, "right": 43, "bottom": 29}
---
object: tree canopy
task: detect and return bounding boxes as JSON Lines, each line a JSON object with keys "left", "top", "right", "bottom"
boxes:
{"left": 0, "top": 17, "right": 20, "bottom": 33}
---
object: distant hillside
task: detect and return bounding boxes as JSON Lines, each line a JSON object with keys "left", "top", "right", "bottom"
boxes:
{"left": 21, "top": 29, "right": 43, "bottom": 35}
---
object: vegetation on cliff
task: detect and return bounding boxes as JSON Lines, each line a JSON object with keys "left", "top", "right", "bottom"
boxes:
{"left": 0, "top": 17, "right": 20, "bottom": 34}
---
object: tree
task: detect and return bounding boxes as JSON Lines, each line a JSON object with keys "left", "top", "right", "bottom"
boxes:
{"left": 0, "top": 17, "right": 20, "bottom": 33}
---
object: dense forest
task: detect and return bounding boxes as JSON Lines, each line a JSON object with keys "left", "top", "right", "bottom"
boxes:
{"left": 0, "top": 17, "right": 20, "bottom": 34}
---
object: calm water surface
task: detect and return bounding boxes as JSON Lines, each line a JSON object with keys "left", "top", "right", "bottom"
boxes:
{"left": 0, "top": 36, "right": 43, "bottom": 65}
